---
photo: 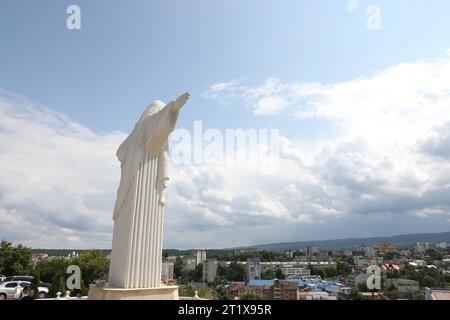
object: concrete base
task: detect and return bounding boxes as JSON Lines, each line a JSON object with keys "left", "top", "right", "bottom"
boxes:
{"left": 88, "top": 285, "right": 179, "bottom": 300}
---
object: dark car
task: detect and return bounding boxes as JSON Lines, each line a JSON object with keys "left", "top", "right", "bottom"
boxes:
{"left": 4, "top": 276, "right": 51, "bottom": 288}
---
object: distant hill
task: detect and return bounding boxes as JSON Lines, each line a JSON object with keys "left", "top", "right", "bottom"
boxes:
{"left": 29, "top": 231, "right": 450, "bottom": 253}
{"left": 31, "top": 249, "right": 111, "bottom": 256}
{"left": 246, "top": 231, "right": 450, "bottom": 251}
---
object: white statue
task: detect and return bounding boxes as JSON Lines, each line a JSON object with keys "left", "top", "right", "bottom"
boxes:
{"left": 108, "top": 92, "right": 190, "bottom": 289}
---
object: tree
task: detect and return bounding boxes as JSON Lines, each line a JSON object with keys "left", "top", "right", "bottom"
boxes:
{"left": 0, "top": 240, "right": 32, "bottom": 276}
{"left": 181, "top": 263, "right": 203, "bottom": 283}
{"left": 174, "top": 257, "right": 183, "bottom": 279}
{"left": 179, "top": 286, "right": 218, "bottom": 299}
{"left": 422, "top": 275, "right": 438, "bottom": 288}
{"left": 35, "top": 250, "right": 109, "bottom": 297}
{"left": 196, "top": 287, "right": 218, "bottom": 299}
{"left": 193, "top": 263, "right": 203, "bottom": 282}
{"left": 30, "top": 269, "right": 41, "bottom": 298}
{"left": 71, "top": 250, "right": 109, "bottom": 294}
{"left": 383, "top": 252, "right": 395, "bottom": 260}
{"left": 357, "top": 282, "right": 368, "bottom": 292}
{"left": 261, "top": 269, "right": 275, "bottom": 280}
{"left": 310, "top": 266, "right": 330, "bottom": 279}
{"left": 385, "top": 270, "right": 401, "bottom": 279}
{"left": 336, "top": 262, "right": 352, "bottom": 276}
{"left": 214, "top": 283, "right": 228, "bottom": 300}
{"left": 35, "top": 257, "right": 70, "bottom": 297}
{"left": 349, "top": 287, "right": 367, "bottom": 300}
{"left": 216, "top": 262, "right": 246, "bottom": 282}
{"left": 275, "top": 269, "right": 286, "bottom": 280}
{"left": 240, "top": 292, "right": 263, "bottom": 300}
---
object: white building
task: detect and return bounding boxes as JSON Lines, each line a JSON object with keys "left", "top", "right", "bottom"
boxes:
{"left": 196, "top": 250, "right": 207, "bottom": 265}
{"left": 182, "top": 257, "right": 197, "bottom": 271}
{"left": 408, "top": 259, "right": 427, "bottom": 267}
{"left": 285, "top": 250, "right": 294, "bottom": 259}
{"left": 166, "top": 255, "right": 178, "bottom": 263}
{"left": 385, "top": 279, "right": 420, "bottom": 293}
{"left": 353, "top": 256, "right": 369, "bottom": 267}
{"left": 399, "top": 249, "right": 410, "bottom": 256}
{"left": 415, "top": 242, "right": 431, "bottom": 254}
{"left": 306, "top": 293, "right": 338, "bottom": 300}
{"left": 347, "top": 273, "right": 370, "bottom": 287}
{"left": 202, "top": 259, "right": 217, "bottom": 283}
{"left": 435, "top": 242, "right": 447, "bottom": 249}
{"left": 362, "top": 246, "right": 376, "bottom": 258}
{"left": 260, "top": 261, "right": 336, "bottom": 272}
{"left": 247, "top": 258, "right": 261, "bottom": 280}
{"left": 32, "top": 253, "right": 49, "bottom": 264}
{"left": 282, "top": 267, "right": 311, "bottom": 280}
{"left": 161, "top": 261, "right": 174, "bottom": 281}
{"left": 305, "top": 246, "right": 320, "bottom": 257}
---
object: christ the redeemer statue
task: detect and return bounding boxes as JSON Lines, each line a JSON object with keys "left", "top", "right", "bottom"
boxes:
{"left": 108, "top": 92, "right": 189, "bottom": 289}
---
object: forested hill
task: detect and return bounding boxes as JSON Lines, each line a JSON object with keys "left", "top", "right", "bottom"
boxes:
{"left": 247, "top": 232, "right": 450, "bottom": 251}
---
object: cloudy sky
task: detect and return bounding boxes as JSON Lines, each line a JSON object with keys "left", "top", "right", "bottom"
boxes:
{"left": 1, "top": 0, "right": 450, "bottom": 249}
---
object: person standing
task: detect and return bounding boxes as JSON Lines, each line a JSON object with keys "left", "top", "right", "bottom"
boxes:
{"left": 19, "top": 287, "right": 29, "bottom": 300}
{"left": 14, "top": 283, "right": 23, "bottom": 300}
{"left": 20, "top": 289, "right": 34, "bottom": 300}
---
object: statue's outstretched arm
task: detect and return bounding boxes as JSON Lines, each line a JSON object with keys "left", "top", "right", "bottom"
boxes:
{"left": 171, "top": 92, "right": 190, "bottom": 113}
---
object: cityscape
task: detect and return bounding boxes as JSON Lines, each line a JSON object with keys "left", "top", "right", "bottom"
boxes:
{"left": 2, "top": 234, "right": 449, "bottom": 300}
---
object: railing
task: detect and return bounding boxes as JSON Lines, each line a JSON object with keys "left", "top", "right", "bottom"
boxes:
{"left": 39, "top": 290, "right": 208, "bottom": 300}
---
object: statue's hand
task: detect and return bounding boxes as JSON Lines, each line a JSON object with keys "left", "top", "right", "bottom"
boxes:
{"left": 172, "top": 92, "right": 190, "bottom": 112}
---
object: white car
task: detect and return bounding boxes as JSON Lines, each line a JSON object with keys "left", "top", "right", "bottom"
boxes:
{"left": 0, "top": 281, "right": 49, "bottom": 300}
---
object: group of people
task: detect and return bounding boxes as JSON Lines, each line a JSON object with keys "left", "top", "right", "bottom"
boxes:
{"left": 15, "top": 285, "right": 34, "bottom": 300}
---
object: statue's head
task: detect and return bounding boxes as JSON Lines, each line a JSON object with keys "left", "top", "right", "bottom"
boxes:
{"left": 139, "top": 100, "right": 165, "bottom": 121}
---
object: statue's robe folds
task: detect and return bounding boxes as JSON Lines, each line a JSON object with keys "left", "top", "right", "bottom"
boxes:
{"left": 108, "top": 101, "right": 179, "bottom": 289}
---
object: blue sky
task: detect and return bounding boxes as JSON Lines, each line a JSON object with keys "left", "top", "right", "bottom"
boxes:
{"left": 1, "top": 1, "right": 450, "bottom": 248}
{"left": 2, "top": 0, "right": 450, "bottom": 134}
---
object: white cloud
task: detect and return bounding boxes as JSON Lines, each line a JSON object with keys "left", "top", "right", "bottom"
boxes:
{"left": 0, "top": 90, "right": 125, "bottom": 248}
{"left": 421, "top": 121, "right": 450, "bottom": 159}
{"left": 204, "top": 59, "right": 450, "bottom": 149}
{"left": 201, "top": 78, "right": 246, "bottom": 105}
{"left": 201, "top": 55, "right": 450, "bottom": 237}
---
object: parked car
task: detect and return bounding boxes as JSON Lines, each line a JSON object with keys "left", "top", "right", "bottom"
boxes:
{"left": 3, "top": 276, "right": 51, "bottom": 288}
{"left": 0, "top": 275, "right": 5, "bottom": 283}
{"left": 0, "top": 281, "right": 49, "bottom": 300}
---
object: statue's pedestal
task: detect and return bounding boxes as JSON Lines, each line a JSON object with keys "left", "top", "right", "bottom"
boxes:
{"left": 88, "top": 285, "right": 179, "bottom": 300}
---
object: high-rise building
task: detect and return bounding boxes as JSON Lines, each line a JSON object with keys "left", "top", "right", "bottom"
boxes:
{"left": 362, "top": 246, "right": 376, "bottom": 258}
{"left": 202, "top": 259, "right": 217, "bottom": 283}
{"left": 196, "top": 250, "right": 207, "bottom": 265}
{"left": 182, "top": 257, "right": 197, "bottom": 271}
{"left": 305, "top": 246, "right": 320, "bottom": 257}
{"left": 435, "top": 242, "right": 447, "bottom": 249}
{"left": 247, "top": 258, "right": 261, "bottom": 280}
{"left": 161, "top": 261, "right": 174, "bottom": 281}
{"left": 415, "top": 242, "right": 431, "bottom": 254}
{"left": 285, "top": 251, "right": 294, "bottom": 259}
